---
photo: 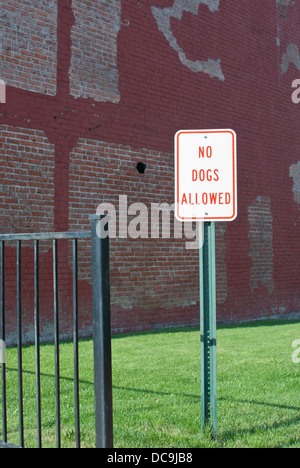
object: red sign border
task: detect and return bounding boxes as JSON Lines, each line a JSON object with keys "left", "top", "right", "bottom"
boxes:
{"left": 175, "top": 129, "right": 237, "bottom": 222}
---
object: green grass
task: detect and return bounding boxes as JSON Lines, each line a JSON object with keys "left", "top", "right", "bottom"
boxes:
{"left": 1, "top": 319, "right": 300, "bottom": 448}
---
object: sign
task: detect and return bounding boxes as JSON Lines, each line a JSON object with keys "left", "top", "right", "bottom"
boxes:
{"left": 175, "top": 129, "right": 237, "bottom": 222}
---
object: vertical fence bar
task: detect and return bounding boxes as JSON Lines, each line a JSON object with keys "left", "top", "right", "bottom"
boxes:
{"left": 34, "top": 240, "right": 42, "bottom": 448}
{"left": 17, "top": 241, "right": 24, "bottom": 448}
{"left": 0, "top": 241, "right": 7, "bottom": 443}
{"left": 72, "top": 239, "right": 80, "bottom": 449}
{"left": 53, "top": 240, "right": 61, "bottom": 448}
{"left": 90, "top": 215, "right": 113, "bottom": 448}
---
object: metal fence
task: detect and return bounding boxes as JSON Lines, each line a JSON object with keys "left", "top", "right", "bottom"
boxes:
{"left": 0, "top": 215, "right": 113, "bottom": 448}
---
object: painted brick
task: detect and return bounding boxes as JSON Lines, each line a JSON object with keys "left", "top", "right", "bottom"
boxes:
{"left": 1, "top": 0, "right": 300, "bottom": 341}
{"left": 0, "top": 125, "right": 55, "bottom": 231}
{"left": 248, "top": 197, "right": 274, "bottom": 295}
{"left": 68, "top": 139, "right": 201, "bottom": 330}
{"left": 216, "top": 223, "right": 227, "bottom": 304}
{"left": 290, "top": 161, "right": 300, "bottom": 205}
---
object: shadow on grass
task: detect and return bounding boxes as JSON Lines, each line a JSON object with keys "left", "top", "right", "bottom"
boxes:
{"left": 218, "top": 412, "right": 300, "bottom": 447}
{"left": 5, "top": 319, "right": 299, "bottom": 350}
{"left": 111, "top": 318, "right": 300, "bottom": 340}
{"left": 218, "top": 396, "right": 300, "bottom": 412}
{"left": 5, "top": 366, "right": 300, "bottom": 414}
{"left": 4, "top": 367, "right": 300, "bottom": 448}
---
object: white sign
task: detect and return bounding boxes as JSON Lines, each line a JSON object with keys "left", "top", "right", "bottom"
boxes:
{"left": 175, "top": 129, "right": 237, "bottom": 222}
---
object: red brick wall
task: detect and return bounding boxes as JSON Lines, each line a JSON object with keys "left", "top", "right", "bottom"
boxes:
{"left": 1, "top": 0, "right": 300, "bottom": 341}
{"left": 69, "top": 0, "right": 121, "bottom": 102}
{"left": 0, "top": 125, "right": 55, "bottom": 232}
{"left": 0, "top": 0, "right": 57, "bottom": 95}
{"left": 68, "top": 139, "right": 200, "bottom": 333}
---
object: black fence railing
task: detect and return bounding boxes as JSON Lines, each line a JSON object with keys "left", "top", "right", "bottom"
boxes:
{"left": 0, "top": 215, "right": 113, "bottom": 448}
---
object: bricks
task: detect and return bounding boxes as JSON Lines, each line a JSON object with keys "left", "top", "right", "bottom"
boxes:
{"left": 1, "top": 0, "right": 300, "bottom": 341}
{"left": 151, "top": 0, "right": 224, "bottom": 80}
{"left": 0, "top": 125, "right": 55, "bottom": 232}
{"left": 68, "top": 139, "right": 200, "bottom": 328}
{"left": 248, "top": 197, "right": 274, "bottom": 295}
{"left": 69, "top": 0, "right": 121, "bottom": 102}
{"left": 0, "top": 0, "right": 57, "bottom": 95}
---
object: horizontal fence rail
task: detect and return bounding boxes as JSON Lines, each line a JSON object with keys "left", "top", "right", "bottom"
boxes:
{"left": 0, "top": 215, "right": 113, "bottom": 449}
{"left": 0, "top": 231, "right": 91, "bottom": 241}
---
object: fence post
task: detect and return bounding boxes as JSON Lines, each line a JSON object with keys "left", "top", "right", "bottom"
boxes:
{"left": 90, "top": 215, "right": 113, "bottom": 448}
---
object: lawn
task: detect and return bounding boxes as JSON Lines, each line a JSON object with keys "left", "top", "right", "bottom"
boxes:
{"left": 1, "top": 319, "right": 300, "bottom": 448}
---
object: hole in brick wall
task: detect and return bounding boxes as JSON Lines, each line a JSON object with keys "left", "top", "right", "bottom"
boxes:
{"left": 136, "top": 162, "right": 147, "bottom": 174}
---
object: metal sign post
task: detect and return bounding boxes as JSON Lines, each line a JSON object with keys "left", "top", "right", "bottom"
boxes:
{"left": 200, "top": 221, "right": 217, "bottom": 439}
{"left": 175, "top": 128, "right": 237, "bottom": 441}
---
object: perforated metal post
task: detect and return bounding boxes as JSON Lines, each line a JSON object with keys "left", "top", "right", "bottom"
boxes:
{"left": 200, "top": 221, "right": 217, "bottom": 439}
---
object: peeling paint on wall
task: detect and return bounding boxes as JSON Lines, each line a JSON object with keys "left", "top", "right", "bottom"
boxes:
{"left": 152, "top": 0, "right": 224, "bottom": 80}
{"left": 69, "top": 0, "right": 121, "bottom": 102}
{"left": 0, "top": 0, "right": 58, "bottom": 95}
{"left": 216, "top": 223, "right": 227, "bottom": 304}
{"left": 276, "top": 0, "right": 295, "bottom": 19}
{"left": 289, "top": 161, "right": 300, "bottom": 206}
{"left": 248, "top": 197, "right": 274, "bottom": 295}
{"left": 0, "top": 79, "right": 6, "bottom": 103}
{"left": 281, "top": 43, "right": 300, "bottom": 73}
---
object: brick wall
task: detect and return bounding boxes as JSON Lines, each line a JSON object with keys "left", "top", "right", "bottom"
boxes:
{"left": 1, "top": 0, "right": 300, "bottom": 342}
{"left": 0, "top": 0, "right": 57, "bottom": 95}
{"left": 0, "top": 125, "right": 55, "bottom": 232}
{"left": 68, "top": 139, "right": 201, "bottom": 332}
{"left": 69, "top": 0, "right": 121, "bottom": 102}
{"left": 248, "top": 197, "right": 274, "bottom": 295}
